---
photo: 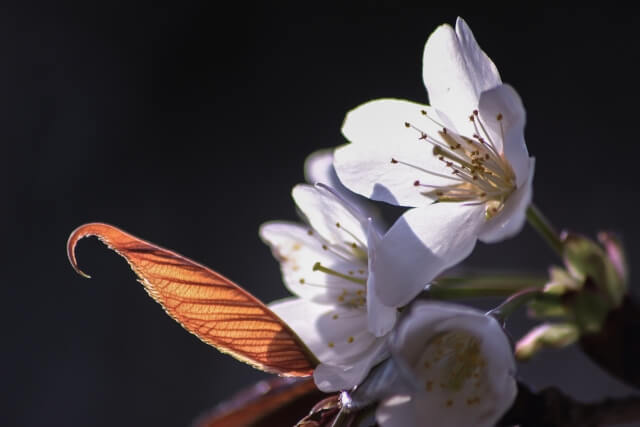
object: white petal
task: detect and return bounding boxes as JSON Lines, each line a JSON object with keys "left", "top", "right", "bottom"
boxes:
{"left": 376, "top": 395, "right": 417, "bottom": 427}
{"left": 313, "top": 338, "right": 388, "bottom": 392}
{"left": 366, "top": 218, "right": 397, "bottom": 336}
{"left": 372, "top": 203, "right": 485, "bottom": 307}
{"left": 304, "top": 148, "right": 336, "bottom": 186}
{"left": 423, "top": 18, "right": 501, "bottom": 134}
{"left": 477, "top": 84, "right": 529, "bottom": 186}
{"left": 269, "top": 298, "right": 376, "bottom": 366}
{"left": 305, "top": 149, "right": 387, "bottom": 230}
{"left": 479, "top": 157, "right": 535, "bottom": 243}
{"left": 337, "top": 99, "right": 452, "bottom": 207}
{"left": 260, "top": 221, "right": 367, "bottom": 304}
{"left": 293, "top": 184, "right": 369, "bottom": 250}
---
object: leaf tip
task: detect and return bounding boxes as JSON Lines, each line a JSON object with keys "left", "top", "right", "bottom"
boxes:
{"left": 67, "top": 222, "right": 109, "bottom": 279}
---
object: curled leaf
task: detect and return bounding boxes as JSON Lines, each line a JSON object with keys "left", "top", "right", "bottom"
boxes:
{"left": 67, "top": 222, "right": 318, "bottom": 377}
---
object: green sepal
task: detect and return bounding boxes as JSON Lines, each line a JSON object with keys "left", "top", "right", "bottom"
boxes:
{"left": 528, "top": 298, "right": 569, "bottom": 319}
{"left": 543, "top": 266, "right": 583, "bottom": 295}
{"left": 562, "top": 232, "right": 625, "bottom": 307}
{"left": 570, "top": 290, "right": 611, "bottom": 334}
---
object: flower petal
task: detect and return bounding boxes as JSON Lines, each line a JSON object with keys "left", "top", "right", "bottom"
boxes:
{"left": 313, "top": 338, "right": 388, "bottom": 392}
{"left": 293, "top": 184, "right": 369, "bottom": 250}
{"left": 376, "top": 395, "right": 416, "bottom": 427}
{"left": 423, "top": 17, "right": 501, "bottom": 134}
{"left": 305, "top": 149, "right": 386, "bottom": 230}
{"left": 479, "top": 157, "right": 535, "bottom": 244}
{"left": 372, "top": 203, "right": 485, "bottom": 307}
{"left": 477, "top": 84, "right": 529, "bottom": 186}
{"left": 269, "top": 298, "right": 377, "bottom": 367}
{"left": 260, "top": 221, "right": 367, "bottom": 304}
{"left": 304, "top": 148, "right": 336, "bottom": 186}
{"left": 366, "top": 218, "right": 397, "bottom": 337}
{"left": 337, "top": 99, "right": 452, "bottom": 207}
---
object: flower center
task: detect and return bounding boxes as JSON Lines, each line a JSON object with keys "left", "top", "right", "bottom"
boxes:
{"left": 416, "top": 330, "right": 489, "bottom": 408}
{"left": 397, "top": 109, "right": 516, "bottom": 219}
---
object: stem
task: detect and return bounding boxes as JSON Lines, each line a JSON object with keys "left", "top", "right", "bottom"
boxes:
{"left": 526, "top": 204, "right": 563, "bottom": 256}
{"left": 435, "top": 274, "right": 546, "bottom": 290}
{"left": 424, "top": 274, "right": 547, "bottom": 299}
{"left": 488, "top": 288, "right": 559, "bottom": 323}
{"left": 330, "top": 406, "right": 351, "bottom": 427}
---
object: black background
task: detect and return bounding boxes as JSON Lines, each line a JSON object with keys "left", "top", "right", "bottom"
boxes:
{"left": 6, "top": 5, "right": 640, "bottom": 426}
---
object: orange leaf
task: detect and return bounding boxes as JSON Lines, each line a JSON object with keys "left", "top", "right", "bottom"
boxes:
{"left": 67, "top": 222, "right": 318, "bottom": 377}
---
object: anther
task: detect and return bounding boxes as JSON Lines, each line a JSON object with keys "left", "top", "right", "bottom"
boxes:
{"left": 414, "top": 180, "right": 420, "bottom": 186}
{"left": 421, "top": 110, "right": 427, "bottom": 115}
{"left": 473, "top": 110, "right": 479, "bottom": 116}
{"left": 391, "top": 158, "right": 398, "bottom": 164}
{"left": 404, "top": 122, "right": 411, "bottom": 128}
{"left": 497, "top": 113, "right": 503, "bottom": 121}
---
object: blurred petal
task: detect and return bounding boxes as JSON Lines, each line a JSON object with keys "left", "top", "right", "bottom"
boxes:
{"left": 376, "top": 395, "right": 415, "bottom": 427}
{"left": 373, "top": 203, "right": 485, "bottom": 307}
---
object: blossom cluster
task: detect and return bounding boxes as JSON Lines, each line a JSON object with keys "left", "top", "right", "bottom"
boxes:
{"left": 261, "top": 18, "right": 528, "bottom": 426}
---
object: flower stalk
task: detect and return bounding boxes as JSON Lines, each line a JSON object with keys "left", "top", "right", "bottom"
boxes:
{"left": 526, "top": 204, "right": 563, "bottom": 256}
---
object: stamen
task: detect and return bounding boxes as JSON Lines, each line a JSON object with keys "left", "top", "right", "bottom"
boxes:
{"left": 313, "top": 262, "right": 366, "bottom": 286}
{"left": 398, "top": 108, "right": 518, "bottom": 218}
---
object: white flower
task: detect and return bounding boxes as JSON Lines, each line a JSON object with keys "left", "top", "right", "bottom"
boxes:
{"left": 376, "top": 301, "right": 517, "bottom": 427}
{"left": 334, "top": 17, "right": 535, "bottom": 308}
{"left": 260, "top": 183, "right": 396, "bottom": 392}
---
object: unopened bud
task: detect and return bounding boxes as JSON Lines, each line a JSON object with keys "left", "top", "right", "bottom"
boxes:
{"left": 516, "top": 323, "right": 579, "bottom": 361}
{"left": 562, "top": 232, "right": 625, "bottom": 307}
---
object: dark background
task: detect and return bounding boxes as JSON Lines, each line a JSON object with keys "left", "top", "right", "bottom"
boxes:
{"left": 6, "top": 5, "right": 640, "bottom": 426}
